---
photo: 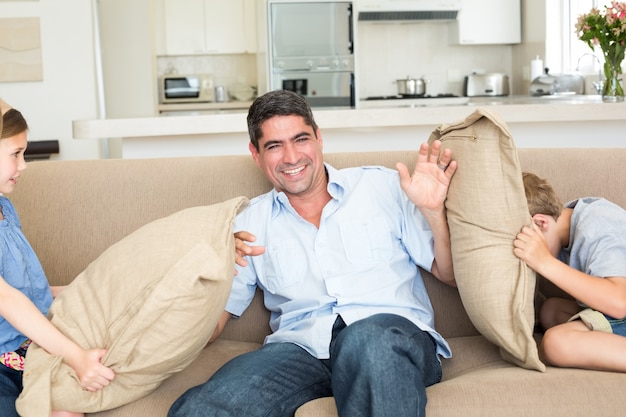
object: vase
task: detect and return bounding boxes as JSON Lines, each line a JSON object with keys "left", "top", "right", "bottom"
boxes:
{"left": 602, "top": 56, "right": 624, "bottom": 102}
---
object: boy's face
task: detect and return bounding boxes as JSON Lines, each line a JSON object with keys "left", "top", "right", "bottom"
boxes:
{"left": 536, "top": 215, "right": 562, "bottom": 257}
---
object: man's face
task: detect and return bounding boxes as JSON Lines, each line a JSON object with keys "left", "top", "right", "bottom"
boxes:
{"left": 249, "top": 115, "right": 325, "bottom": 198}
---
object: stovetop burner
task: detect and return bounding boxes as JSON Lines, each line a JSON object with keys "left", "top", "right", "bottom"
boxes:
{"left": 365, "top": 94, "right": 460, "bottom": 100}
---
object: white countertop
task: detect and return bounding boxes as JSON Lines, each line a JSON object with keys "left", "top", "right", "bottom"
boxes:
{"left": 157, "top": 100, "right": 253, "bottom": 114}
{"left": 73, "top": 95, "right": 625, "bottom": 140}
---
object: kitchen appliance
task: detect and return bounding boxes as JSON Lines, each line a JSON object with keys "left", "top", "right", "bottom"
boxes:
{"left": 357, "top": 0, "right": 461, "bottom": 21}
{"left": 395, "top": 76, "right": 429, "bottom": 96}
{"left": 214, "top": 86, "right": 226, "bottom": 102}
{"left": 159, "top": 74, "right": 214, "bottom": 104}
{"left": 463, "top": 73, "right": 510, "bottom": 97}
{"left": 529, "top": 69, "right": 585, "bottom": 96}
{"left": 267, "top": 1, "right": 355, "bottom": 108}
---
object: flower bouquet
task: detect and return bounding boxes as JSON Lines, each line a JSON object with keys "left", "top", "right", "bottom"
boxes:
{"left": 576, "top": 1, "right": 626, "bottom": 101}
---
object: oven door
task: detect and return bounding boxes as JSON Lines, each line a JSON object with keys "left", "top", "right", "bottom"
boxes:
{"left": 274, "top": 71, "right": 354, "bottom": 108}
{"left": 269, "top": 2, "right": 353, "bottom": 59}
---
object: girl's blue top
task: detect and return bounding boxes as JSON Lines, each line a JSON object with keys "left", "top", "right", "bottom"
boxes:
{"left": 0, "top": 196, "right": 52, "bottom": 354}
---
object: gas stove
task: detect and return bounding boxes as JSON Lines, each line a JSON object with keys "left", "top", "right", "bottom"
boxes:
{"left": 359, "top": 94, "right": 469, "bottom": 108}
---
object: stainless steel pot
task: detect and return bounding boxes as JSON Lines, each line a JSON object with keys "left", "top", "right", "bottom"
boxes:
{"left": 395, "top": 76, "right": 428, "bottom": 96}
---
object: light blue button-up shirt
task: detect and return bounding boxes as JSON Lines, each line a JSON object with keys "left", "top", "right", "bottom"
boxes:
{"left": 227, "top": 164, "right": 451, "bottom": 360}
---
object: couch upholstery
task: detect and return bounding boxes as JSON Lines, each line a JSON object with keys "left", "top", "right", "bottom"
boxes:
{"left": 10, "top": 148, "right": 626, "bottom": 417}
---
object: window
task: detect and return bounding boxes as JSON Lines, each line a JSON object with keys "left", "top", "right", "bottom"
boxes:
{"left": 551, "top": 1, "right": 610, "bottom": 77}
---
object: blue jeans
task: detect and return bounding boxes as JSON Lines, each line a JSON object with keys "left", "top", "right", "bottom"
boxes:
{"left": 0, "top": 365, "right": 22, "bottom": 417}
{"left": 169, "top": 313, "right": 442, "bottom": 417}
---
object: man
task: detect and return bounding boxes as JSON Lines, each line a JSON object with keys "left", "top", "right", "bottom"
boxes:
{"left": 169, "top": 90, "right": 457, "bottom": 417}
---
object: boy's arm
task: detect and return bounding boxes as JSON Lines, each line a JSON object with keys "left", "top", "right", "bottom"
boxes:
{"left": 514, "top": 224, "right": 626, "bottom": 318}
{"left": 0, "top": 276, "right": 115, "bottom": 391}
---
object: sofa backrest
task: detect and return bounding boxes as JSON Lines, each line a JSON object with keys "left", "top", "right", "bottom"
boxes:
{"left": 9, "top": 149, "right": 626, "bottom": 343}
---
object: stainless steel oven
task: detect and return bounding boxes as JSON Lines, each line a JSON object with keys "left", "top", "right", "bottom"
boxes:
{"left": 267, "top": 1, "right": 355, "bottom": 108}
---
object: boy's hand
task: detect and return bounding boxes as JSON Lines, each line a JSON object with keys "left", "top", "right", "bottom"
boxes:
{"left": 234, "top": 231, "right": 265, "bottom": 271}
{"left": 513, "top": 222, "right": 553, "bottom": 271}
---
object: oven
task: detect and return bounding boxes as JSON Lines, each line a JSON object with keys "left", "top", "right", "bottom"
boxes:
{"left": 267, "top": 1, "right": 355, "bottom": 108}
{"left": 272, "top": 68, "right": 354, "bottom": 108}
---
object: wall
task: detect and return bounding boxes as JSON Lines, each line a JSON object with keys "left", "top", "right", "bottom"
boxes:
{"left": 97, "top": 0, "right": 156, "bottom": 158}
{"left": 0, "top": 0, "right": 101, "bottom": 160}
{"left": 356, "top": 21, "right": 514, "bottom": 98}
{"left": 512, "top": 0, "right": 547, "bottom": 94}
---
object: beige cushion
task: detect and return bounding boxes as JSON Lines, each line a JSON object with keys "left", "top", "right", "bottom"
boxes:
{"left": 16, "top": 197, "right": 248, "bottom": 416}
{"left": 429, "top": 108, "right": 545, "bottom": 372}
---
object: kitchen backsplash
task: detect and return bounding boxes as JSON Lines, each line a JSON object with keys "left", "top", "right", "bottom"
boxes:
{"left": 156, "top": 54, "right": 257, "bottom": 92}
{"left": 356, "top": 22, "right": 513, "bottom": 98}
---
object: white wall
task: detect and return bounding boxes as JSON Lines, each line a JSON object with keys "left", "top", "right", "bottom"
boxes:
{"left": 356, "top": 21, "right": 513, "bottom": 98}
{"left": 0, "top": 0, "right": 101, "bottom": 160}
{"left": 97, "top": 0, "right": 157, "bottom": 158}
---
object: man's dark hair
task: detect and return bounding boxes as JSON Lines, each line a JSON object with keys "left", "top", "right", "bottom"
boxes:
{"left": 247, "top": 90, "right": 318, "bottom": 151}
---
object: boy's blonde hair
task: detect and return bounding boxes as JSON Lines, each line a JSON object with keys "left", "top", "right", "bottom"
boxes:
{"left": 522, "top": 172, "right": 563, "bottom": 220}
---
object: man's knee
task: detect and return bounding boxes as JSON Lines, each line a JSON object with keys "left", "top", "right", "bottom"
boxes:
{"left": 334, "top": 314, "right": 428, "bottom": 360}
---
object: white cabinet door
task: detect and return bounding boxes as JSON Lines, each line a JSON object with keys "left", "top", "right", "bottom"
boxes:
{"left": 164, "top": 0, "right": 206, "bottom": 55}
{"left": 164, "top": 0, "right": 255, "bottom": 55}
{"left": 449, "top": 0, "right": 521, "bottom": 45}
{"left": 204, "top": 0, "right": 246, "bottom": 53}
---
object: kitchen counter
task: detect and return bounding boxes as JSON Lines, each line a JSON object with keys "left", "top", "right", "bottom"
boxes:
{"left": 157, "top": 100, "right": 254, "bottom": 115}
{"left": 74, "top": 96, "right": 626, "bottom": 159}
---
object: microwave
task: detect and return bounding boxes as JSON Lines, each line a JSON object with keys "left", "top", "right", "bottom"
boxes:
{"left": 159, "top": 74, "right": 214, "bottom": 104}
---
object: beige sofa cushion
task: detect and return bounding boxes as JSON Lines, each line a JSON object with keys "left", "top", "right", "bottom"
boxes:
{"left": 429, "top": 108, "right": 545, "bottom": 372}
{"left": 16, "top": 197, "right": 248, "bottom": 416}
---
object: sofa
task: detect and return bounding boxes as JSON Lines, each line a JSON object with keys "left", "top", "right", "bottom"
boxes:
{"left": 10, "top": 147, "right": 626, "bottom": 417}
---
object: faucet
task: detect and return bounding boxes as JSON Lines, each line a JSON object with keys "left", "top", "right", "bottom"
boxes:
{"left": 576, "top": 53, "right": 603, "bottom": 94}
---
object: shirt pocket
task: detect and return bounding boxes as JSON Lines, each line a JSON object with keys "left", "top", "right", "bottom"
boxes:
{"left": 261, "top": 238, "right": 309, "bottom": 294}
{"left": 339, "top": 218, "right": 394, "bottom": 266}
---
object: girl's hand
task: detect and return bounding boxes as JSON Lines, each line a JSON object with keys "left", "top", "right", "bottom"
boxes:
{"left": 67, "top": 348, "right": 115, "bottom": 392}
{"left": 234, "top": 231, "right": 265, "bottom": 270}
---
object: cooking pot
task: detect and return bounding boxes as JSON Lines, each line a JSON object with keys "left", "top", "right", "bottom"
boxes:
{"left": 395, "top": 76, "right": 428, "bottom": 96}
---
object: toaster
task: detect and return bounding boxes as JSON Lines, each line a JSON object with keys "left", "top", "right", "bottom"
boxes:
{"left": 463, "top": 73, "right": 510, "bottom": 97}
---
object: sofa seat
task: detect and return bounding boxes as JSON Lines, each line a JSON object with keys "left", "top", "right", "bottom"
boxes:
{"left": 297, "top": 335, "right": 622, "bottom": 417}
{"left": 89, "top": 340, "right": 262, "bottom": 417}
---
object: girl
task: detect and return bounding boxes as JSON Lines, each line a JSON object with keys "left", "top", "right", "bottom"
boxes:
{"left": 0, "top": 99, "right": 114, "bottom": 417}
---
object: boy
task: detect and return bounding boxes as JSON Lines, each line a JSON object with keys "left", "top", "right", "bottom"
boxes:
{"left": 513, "top": 172, "right": 626, "bottom": 372}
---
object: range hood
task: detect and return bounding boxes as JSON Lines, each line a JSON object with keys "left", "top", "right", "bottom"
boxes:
{"left": 357, "top": 0, "right": 460, "bottom": 22}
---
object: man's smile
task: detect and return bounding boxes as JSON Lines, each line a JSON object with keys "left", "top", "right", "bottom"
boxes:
{"left": 282, "top": 165, "right": 306, "bottom": 176}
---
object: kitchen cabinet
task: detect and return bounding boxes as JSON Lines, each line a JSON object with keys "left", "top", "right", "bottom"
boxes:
{"left": 449, "top": 0, "right": 521, "bottom": 45}
{"left": 163, "top": 0, "right": 256, "bottom": 55}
